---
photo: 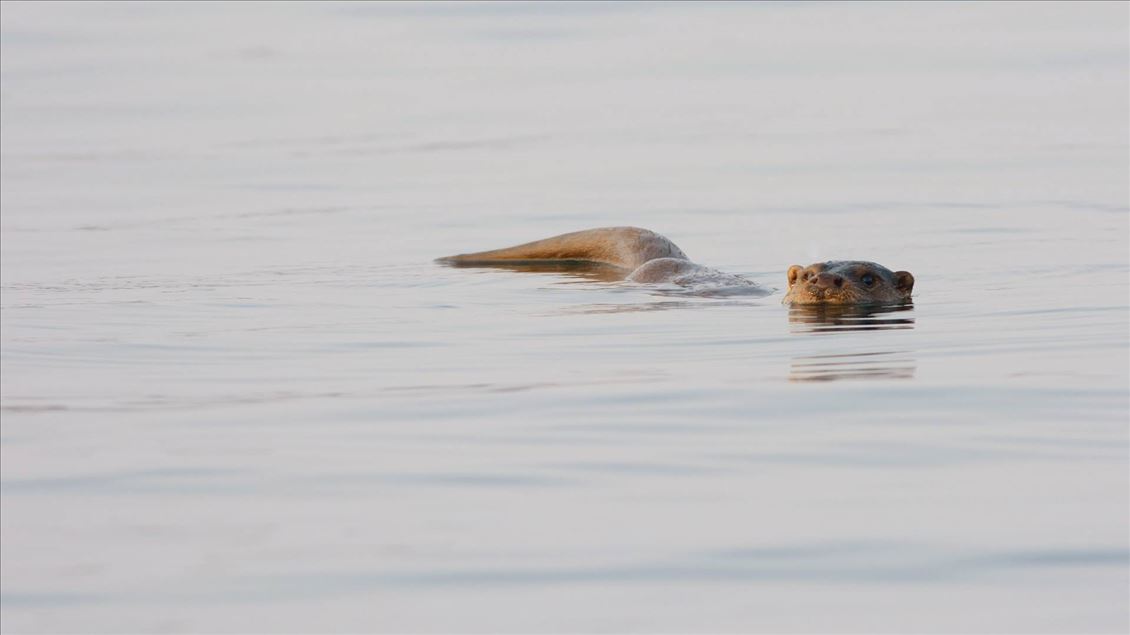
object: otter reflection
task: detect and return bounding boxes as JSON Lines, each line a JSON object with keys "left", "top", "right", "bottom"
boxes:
{"left": 790, "top": 350, "right": 916, "bottom": 382}
{"left": 788, "top": 304, "right": 916, "bottom": 382}
{"left": 788, "top": 303, "right": 915, "bottom": 334}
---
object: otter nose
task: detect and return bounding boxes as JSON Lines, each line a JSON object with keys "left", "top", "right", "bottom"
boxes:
{"left": 813, "top": 272, "right": 844, "bottom": 289}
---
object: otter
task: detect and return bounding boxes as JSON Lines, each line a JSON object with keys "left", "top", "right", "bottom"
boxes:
{"left": 783, "top": 261, "right": 914, "bottom": 305}
{"left": 437, "top": 226, "right": 913, "bottom": 305}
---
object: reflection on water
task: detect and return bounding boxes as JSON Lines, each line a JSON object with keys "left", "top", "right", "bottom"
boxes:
{"left": 788, "top": 304, "right": 917, "bottom": 381}
{"left": 788, "top": 303, "right": 916, "bottom": 334}
{"left": 790, "top": 350, "right": 916, "bottom": 382}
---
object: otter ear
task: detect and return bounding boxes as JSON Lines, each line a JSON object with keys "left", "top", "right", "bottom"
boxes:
{"left": 787, "top": 265, "right": 804, "bottom": 288}
{"left": 894, "top": 271, "right": 914, "bottom": 294}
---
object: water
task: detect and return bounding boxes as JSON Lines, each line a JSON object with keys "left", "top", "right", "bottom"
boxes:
{"left": 2, "top": 2, "right": 1128, "bottom": 632}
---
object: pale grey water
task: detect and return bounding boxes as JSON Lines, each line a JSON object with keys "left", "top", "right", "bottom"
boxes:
{"left": 1, "top": 2, "right": 1128, "bottom": 633}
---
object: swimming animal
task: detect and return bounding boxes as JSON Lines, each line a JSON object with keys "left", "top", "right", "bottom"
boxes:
{"left": 438, "top": 226, "right": 914, "bottom": 305}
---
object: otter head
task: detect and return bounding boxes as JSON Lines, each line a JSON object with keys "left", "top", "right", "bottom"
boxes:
{"left": 783, "top": 261, "right": 914, "bottom": 305}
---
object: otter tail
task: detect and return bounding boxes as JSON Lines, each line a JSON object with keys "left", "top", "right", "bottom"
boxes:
{"left": 436, "top": 227, "right": 687, "bottom": 270}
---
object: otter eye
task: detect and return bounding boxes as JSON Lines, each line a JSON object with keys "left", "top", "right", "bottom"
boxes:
{"left": 861, "top": 274, "right": 875, "bottom": 285}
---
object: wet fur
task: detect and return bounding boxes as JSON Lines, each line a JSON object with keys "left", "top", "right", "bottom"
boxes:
{"left": 437, "top": 227, "right": 687, "bottom": 271}
{"left": 439, "top": 227, "right": 912, "bottom": 305}
{"left": 783, "top": 261, "right": 914, "bottom": 305}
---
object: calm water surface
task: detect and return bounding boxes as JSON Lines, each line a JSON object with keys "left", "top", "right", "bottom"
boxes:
{"left": 2, "top": 2, "right": 1128, "bottom": 633}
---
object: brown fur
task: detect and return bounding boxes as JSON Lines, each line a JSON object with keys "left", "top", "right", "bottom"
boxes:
{"left": 783, "top": 261, "right": 914, "bottom": 305}
{"left": 437, "top": 227, "right": 687, "bottom": 270}
{"left": 439, "top": 227, "right": 913, "bottom": 305}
